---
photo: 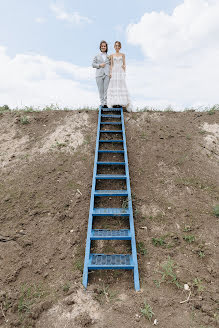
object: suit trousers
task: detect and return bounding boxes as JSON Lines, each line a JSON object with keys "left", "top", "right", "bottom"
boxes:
{"left": 96, "top": 74, "right": 110, "bottom": 106}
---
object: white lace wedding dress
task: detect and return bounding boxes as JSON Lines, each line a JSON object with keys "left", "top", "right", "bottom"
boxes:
{"left": 107, "top": 55, "right": 132, "bottom": 111}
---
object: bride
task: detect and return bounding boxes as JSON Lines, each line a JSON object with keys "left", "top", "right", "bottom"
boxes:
{"left": 107, "top": 41, "right": 132, "bottom": 112}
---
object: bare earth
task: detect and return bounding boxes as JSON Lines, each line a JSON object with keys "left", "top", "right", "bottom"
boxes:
{"left": 0, "top": 109, "right": 218, "bottom": 328}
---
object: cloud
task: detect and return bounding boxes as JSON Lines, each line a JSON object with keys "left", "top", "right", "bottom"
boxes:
{"left": 50, "top": 3, "right": 92, "bottom": 25}
{"left": 0, "top": 46, "right": 97, "bottom": 109}
{"left": 126, "top": 0, "right": 219, "bottom": 109}
{"left": 35, "top": 17, "right": 46, "bottom": 24}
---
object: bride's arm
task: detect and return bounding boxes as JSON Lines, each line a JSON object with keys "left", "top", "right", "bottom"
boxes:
{"left": 110, "top": 55, "right": 113, "bottom": 78}
{"left": 122, "top": 54, "right": 126, "bottom": 71}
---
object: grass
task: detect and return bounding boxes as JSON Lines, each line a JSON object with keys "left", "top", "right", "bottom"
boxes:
{"left": 140, "top": 132, "right": 148, "bottom": 140}
{"left": 175, "top": 177, "right": 215, "bottom": 192}
{"left": 95, "top": 284, "right": 118, "bottom": 304}
{"left": 183, "top": 225, "right": 192, "bottom": 232}
{"left": 74, "top": 259, "right": 83, "bottom": 273}
{"left": 62, "top": 282, "right": 70, "bottom": 292}
{"left": 141, "top": 301, "right": 154, "bottom": 321}
{"left": 122, "top": 197, "right": 129, "bottom": 209}
{"left": 0, "top": 104, "right": 10, "bottom": 112}
{"left": 164, "top": 105, "right": 174, "bottom": 112}
{"left": 18, "top": 283, "right": 47, "bottom": 320}
{"left": 183, "top": 235, "right": 195, "bottom": 243}
{"left": 152, "top": 236, "right": 166, "bottom": 246}
{"left": 83, "top": 135, "right": 91, "bottom": 145}
{"left": 137, "top": 241, "right": 147, "bottom": 255}
{"left": 213, "top": 204, "right": 219, "bottom": 217}
{"left": 198, "top": 250, "right": 205, "bottom": 258}
{"left": 193, "top": 278, "right": 205, "bottom": 292}
{"left": 158, "top": 256, "right": 182, "bottom": 288}
{"left": 20, "top": 115, "right": 30, "bottom": 124}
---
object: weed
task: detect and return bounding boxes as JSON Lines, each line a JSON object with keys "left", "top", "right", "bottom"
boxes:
{"left": 183, "top": 225, "right": 192, "bottom": 232}
{"left": 20, "top": 116, "right": 30, "bottom": 124}
{"left": 96, "top": 284, "right": 118, "bottom": 303}
{"left": 55, "top": 141, "right": 67, "bottom": 149}
{"left": 198, "top": 251, "right": 205, "bottom": 258}
{"left": 186, "top": 135, "right": 191, "bottom": 140}
{"left": 207, "top": 109, "right": 216, "bottom": 115}
{"left": 62, "top": 282, "right": 70, "bottom": 292}
{"left": 204, "top": 104, "right": 219, "bottom": 115}
{"left": 164, "top": 105, "right": 173, "bottom": 112}
{"left": 18, "top": 283, "right": 46, "bottom": 318}
{"left": 158, "top": 256, "right": 182, "bottom": 288}
{"left": 83, "top": 135, "right": 91, "bottom": 145}
{"left": 213, "top": 204, "right": 219, "bottom": 217}
{"left": 152, "top": 237, "right": 166, "bottom": 246}
{"left": 199, "top": 130, "right": 206, "bottom": 135}
{"left": 183, "top": 235, "right": 195, "bottom": 243}
{"left": 137, "top": 242, "right": 147, "bottom": 255}
{"left": 0, "top": 104, "right": 10, "bottom": 112}
{"left": 175, "top": 177, "right": 214, "bottom": 191}
{"left": 23, "top": 106, "right": 35, "bottom": 112}
{"left": 141, "top": 301, "right": 154, "bottom": 321}
{"left": 193, "top": 278, "right": 205, "bottom": 292}
{"left": 74, "top": 260, "right": 83, "bottom": 273}
{"left": 122, "top": 197, "right": 129, "bottom": 209}
{"left": 153, "top": 279, "right": 161, "bottom": 288}
{"left": 140, "top": 132, "right": 147, "bottom": 140}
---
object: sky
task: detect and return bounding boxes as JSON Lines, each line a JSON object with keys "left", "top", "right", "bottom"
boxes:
{"left": 0, "top": 0, "right": 219, "bottom": 110}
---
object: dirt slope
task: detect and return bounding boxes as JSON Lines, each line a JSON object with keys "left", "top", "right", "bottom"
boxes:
{"left": 0, "top": 109, "right": 218, "bottom": 328}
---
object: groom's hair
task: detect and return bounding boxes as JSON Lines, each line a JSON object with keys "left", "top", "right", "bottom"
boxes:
{"left": 99, "top": 40, "right": 108, "bottom": 53}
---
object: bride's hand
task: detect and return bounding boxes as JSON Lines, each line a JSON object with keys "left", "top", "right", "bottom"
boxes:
{"left": 122, "top": 65, "right": 126, "bottom": 71}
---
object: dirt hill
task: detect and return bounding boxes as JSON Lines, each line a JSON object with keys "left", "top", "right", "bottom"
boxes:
{"left": 0, "top": 108, "right": 218, "bottom": 328}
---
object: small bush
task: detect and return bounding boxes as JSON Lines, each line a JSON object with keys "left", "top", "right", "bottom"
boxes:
{"left": 213, "top": 205, "right": 219, "bottom": 217}
{"left": 183, "top": 235, "right": 195, "bottom": 243}
{"left": 141, "top": 301, "right": 154, "bottom": 321}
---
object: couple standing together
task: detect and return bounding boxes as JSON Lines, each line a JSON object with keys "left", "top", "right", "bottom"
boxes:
{"left": 92, "top": 40, "right": 132, "bottom": 112}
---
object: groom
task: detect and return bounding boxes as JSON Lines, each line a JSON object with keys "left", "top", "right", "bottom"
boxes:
{"left": 92, "top": 40, "right": 111, "bottom": 108}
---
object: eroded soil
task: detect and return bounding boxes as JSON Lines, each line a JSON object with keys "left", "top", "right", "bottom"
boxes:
{"left": 0, "top": 109, "right": 218, "bottom": 328}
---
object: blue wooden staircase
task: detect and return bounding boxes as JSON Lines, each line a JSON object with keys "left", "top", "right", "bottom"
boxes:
{"left": 83, "top": 106, "right": 140, "bottom": 291}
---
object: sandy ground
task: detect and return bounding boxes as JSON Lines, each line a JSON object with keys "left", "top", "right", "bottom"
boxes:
{"left": 0, "top": 108, "right": 218, "bottom": 328}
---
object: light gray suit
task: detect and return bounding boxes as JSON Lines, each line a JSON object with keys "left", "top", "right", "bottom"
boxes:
{"left": 92, "top": 53, "right": 110, "bottom": 106}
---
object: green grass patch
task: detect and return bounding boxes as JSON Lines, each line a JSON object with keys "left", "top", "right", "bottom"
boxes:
{"left": 137, "top": 241, "right": 147, "bottom": 255}
{"left": 183, "top": 235, "right": 195, "bottom": 243}
{"left": 213, "top": 204, "right": 219, "bottom": 217}
{"left": 141, "top": 301, "right": 154, "bottom": 321}
{"left": 158, "top": 256, "right": 182, "bottom": 288}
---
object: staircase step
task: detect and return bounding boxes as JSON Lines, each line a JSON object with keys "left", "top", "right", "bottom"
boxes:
{"left": 100, "top": 130, "right": 123, "bottom": 133}
{"left": 93, "top": 208, "right": 130, "bottom": 216}
{"left": 96, "top": 174, "right": 127, "bottom": 180}
{"left": 100, "top": 122, "right": 122, "bottom": 125}
{"left": 91, "top": 229, "right": 131, "bottom": 240}
{"left": 99, "top": 140, "right": 123, "bottom": 143}
{"left": 101, "top": 114, "right": 121, "bottom": 118}
{"left": 97, "top": 161, "right": 125, "bottom": 165}
{"left": 98, "top": 150, "right": 124, "bottom": 154}
{"left": 101, "top": 108, "right": 121, "bottom": 111}
{"left": 94, "top": 190, "right": 128, "bottom": 196}
{"left": 88, "top": 254, "right": 134, "bottom": 269}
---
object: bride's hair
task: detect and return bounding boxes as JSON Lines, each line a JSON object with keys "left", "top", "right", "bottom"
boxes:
{"left": 114, "top": 41, "right": 122, "bottom": 48}
{"left": 99, "top": 40, "right": 108, "bottom": 53}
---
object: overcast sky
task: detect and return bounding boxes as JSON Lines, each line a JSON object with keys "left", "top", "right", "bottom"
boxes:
{"left": 0, "top": 0, "right": 218, "bottom": 110}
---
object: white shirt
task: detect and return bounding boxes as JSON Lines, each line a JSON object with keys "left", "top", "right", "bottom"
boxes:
{"left": 101, "top": 52, "right": 107, "bottom": 61}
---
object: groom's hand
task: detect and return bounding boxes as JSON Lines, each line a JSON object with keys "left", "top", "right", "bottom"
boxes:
{"left": 99, "top": 63, "right": 105, "bottom": 68}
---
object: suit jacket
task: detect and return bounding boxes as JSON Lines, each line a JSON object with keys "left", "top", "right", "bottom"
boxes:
{"left": 92, "top": 53, "right": 111, "bottom": 77}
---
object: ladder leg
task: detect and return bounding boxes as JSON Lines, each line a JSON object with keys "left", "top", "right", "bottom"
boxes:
{"left": 83, "top": 268, "right": 88, "bottom": 289}
{"left": 134, "top": 267, "right": 140, "bottom": 291}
